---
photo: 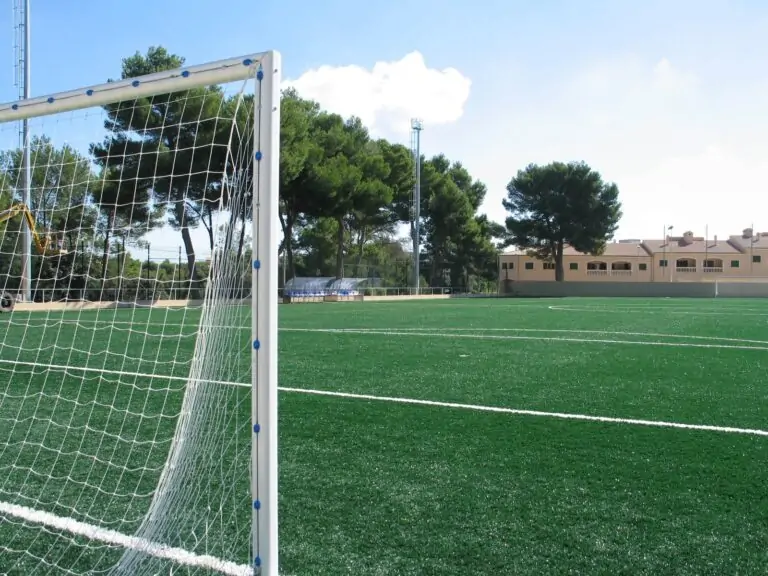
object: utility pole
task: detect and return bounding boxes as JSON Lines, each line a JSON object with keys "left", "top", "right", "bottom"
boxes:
{"left": 410, "top": 118, "right": 423, "bottom": 294}
{"left": 14, "top": 0, "right": 32, "bottom": 301}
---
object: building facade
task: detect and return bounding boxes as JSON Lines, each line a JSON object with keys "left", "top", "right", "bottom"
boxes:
{"left": 499, "top": 229, "right": 768, "bottom": 284}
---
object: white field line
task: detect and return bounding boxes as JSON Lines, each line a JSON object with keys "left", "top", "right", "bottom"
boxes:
{"left": 280, "top": 327, "right": 768, "bottom": 352}
{"left": 13, "top": 319, "right": 768, "bottom": 349}
{"left": 0, "top": 501, "right": 252, "bottom": 576}
{"left": 10, "top": 318, "right": 768, "bottom": 345}
{"left": 279, "top": 387, "right": 768, "bottom": 437}
{"left": 548, "top": 304, "right": 768, "bottom": 316}
{"left": 297, "top": 327, "right": 768, "bottom": 346}
{"left": 1, "top": 358, "right": 767, "bottom": 438}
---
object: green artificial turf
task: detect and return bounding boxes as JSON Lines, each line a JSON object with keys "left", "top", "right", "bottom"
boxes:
{"left": 1, "top": 297, "right": 768, "bottom": 575}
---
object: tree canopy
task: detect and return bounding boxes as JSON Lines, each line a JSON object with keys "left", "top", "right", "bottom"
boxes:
{"left": 503, "top": 161, "right": 622, "bottom": 281}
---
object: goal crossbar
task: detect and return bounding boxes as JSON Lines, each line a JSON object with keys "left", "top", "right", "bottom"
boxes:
{"left": 0, "top": 52, "right": 274, "bottom": 121}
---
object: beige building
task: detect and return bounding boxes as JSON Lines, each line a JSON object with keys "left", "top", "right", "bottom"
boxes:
{"left": 499, "top": 228, "right": 768, "bottom": 284}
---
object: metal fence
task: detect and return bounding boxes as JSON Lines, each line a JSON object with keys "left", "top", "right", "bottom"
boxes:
{"left": 502, "top": 280, "right": 768, "bottom": 298}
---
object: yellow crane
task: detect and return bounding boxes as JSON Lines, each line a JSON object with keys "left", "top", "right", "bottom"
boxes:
{"left": 0, "top": 202, "right": 67, "bottom": 256}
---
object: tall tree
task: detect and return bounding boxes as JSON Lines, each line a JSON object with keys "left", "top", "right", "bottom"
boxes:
{"left": 91, "top": 46, "right": 229, "bottom": 298}
{"left": 415, "top": 154, "right": 500, "bottom": 288}
{"left": 308, "top": 116, "right": 392, "bottom": 278}
{"left": 278, "top": 89, "right": 323, "bottom": 279}
{"left": 0, "top": 137, "right": 99, "bottom": 295}
{"left": 504, "top": 161, "right": 622, "bottom": 281}
{"left": 423, "top": 169, "right": 475, "bottom": 285}
{"left": 0, "top": 136, "right": 98, "bottom": 243}
{"left": 379, "top": 139, "right": 415, "bottom": 228}
{"left": 295, "top": 216, "right": 338, "bottom": 277}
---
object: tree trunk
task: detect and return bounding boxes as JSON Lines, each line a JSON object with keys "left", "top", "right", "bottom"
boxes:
{"left": 555, "top": 240, "right": 565, "bottom": 282}
{"left": 335, "top": 216, "right": 345, "bottom": 279}
{"left": 101, "top": 208, "right": 115, "bottom": 286}
{"left": 279, "top": 212, "right": 296, "bottom": 281}
{"left": 120, "top": 237, "right": 127, "bottom": 302}
{"left": 237, "top": 219, "right": 246, "bottom": 261}
{"left": 430, "top": 250, "right": 443, "bottom": 287}
{"left": 355, "top": 228, "right": 366, "bottom": 277}
{"left": 206, "top": 208, "right": 214, "bottom": 252}
{"left": 179, "top": 209, "right": 199, "bottom": 299}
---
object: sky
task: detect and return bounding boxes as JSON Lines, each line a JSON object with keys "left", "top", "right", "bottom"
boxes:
{"left": 2, "top": 0, "right": 768, "bottom": 259}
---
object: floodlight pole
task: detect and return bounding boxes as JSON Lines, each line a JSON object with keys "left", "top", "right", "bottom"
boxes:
{"left": 410, "top": 119, "right": 423, "bottom": 294}
{"left": 17, "top": 0, "right": 32, "bottom": 302}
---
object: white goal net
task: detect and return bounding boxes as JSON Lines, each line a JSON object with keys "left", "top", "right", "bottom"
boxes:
{"left": 0, "top": 52, "right": 280, "bottom": 575}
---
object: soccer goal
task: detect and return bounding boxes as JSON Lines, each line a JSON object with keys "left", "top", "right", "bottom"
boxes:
{"left": 0, "top": 52, "right": 280, "bottom": 575}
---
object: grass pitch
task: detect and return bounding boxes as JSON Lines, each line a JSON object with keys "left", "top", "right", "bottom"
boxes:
{"left": 1, "top": 297, "right": 768, "bottom": 575}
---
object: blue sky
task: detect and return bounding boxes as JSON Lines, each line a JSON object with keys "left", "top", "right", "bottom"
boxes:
{"left": 2, "top": 0, "right": 768, "bottom": 258}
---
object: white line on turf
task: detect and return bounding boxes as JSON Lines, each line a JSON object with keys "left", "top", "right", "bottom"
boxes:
{"left": 0, "top": 501, "right": 252, "bottom": 576}
{"left": 278, "top": 387, "right": 768, "bottom": 437}
{"left": 12, "top": 320, "right": 768, "bottom": 349}
{"left": 548, "top": 304, "right": 768, "bottom": 316}
{"left": 10, "top": 319, "right": 768, "bottom": 345}
{"left": 280, "top": 327, "right": 768, "bottom": 351}
{"left": 1, "top": 358, "right": 767, "bottom": 437}
{"left": 298, "top": 327, "right": 768, "bottom": 345}
{"left": 8, "top": 317, "right": 768, "bottom": 350}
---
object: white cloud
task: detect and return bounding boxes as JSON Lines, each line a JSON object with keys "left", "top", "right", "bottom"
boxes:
{"left": 282, "top": 51, "right": 471, "bottom": 137}
{"left": 551, "top": 55, "right": 768, "bottom": 240}
{"left": 466, "top": 55, "right": 707, "bottom": 229}
{"left": 475, "top": 54, "right": 768, "bottom": 239}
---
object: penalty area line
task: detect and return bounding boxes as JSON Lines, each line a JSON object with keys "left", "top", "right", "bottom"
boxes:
{"left": 279, "top": 387, "right": 768, "bottom": 438}
{"left": 0, "top": 500, "right": 252, "bottom": 576}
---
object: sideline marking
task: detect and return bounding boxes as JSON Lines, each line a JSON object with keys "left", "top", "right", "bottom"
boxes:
{"left": 307, "top": 327, "right": 768, "bottom": 346}
{"left": 0, "top": 501, "right": 252, "bottom": 576}
{"left": 279, "top": 387, "right": 768, "bottom": 437}
{"left": 548, "top": 304, "right": 768, "bottom": 317}
{"left": 6, "top": 319, "right": 768, "bottom": 347}
{"left": 280, "top": 327, "right": 768, "bottom": 352}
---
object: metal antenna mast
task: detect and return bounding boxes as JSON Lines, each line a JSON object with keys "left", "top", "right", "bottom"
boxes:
{"left": 13, "top": 0, "right": 32, "bottom": 301}
{"left": 410, "top": 118, "right": 423, "bottom": 294}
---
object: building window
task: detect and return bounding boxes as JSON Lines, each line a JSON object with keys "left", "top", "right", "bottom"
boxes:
{"left": 501, "top": 262, "right": 508, "bottom": 270}
{"left": 525, "top": 262, "right": 534, "bottom": 270}
{"left": 703, "top": 259, "right": 723, "bottom": 271}
{"left": 570, "top": 262, "right": 578, "bottom": 270}
{"left": 639, "top": 263, "right": 647, "bottom": 271}
{"left": 731, "top": 260, "right": 740, "bottom": 268}
{"left": 659, "top": 260, "right": 668, "bottom": 267}
{"left": 508, "top": 262, "right": 514, "bottom": 269}
{"left": 753, "top": 255, "right": 762, "bottom": 263}
{"left": 543, "top": 262, "right": 555, "bottom": 270}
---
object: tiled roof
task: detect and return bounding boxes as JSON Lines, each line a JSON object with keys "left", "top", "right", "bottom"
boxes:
{"left": 566, "top": 243, "right": 648, "bottom": 257}
{"left": 642, "top": 236, "right": 741, "bottom": 255}
{"left": 502, "top": 235, "right": 743, "bottom": 257}
{"left": 728, "top": 232, "right": 768, "bottom": 251}
{"left": 502, "top": 242, "right": 649, "bottom": 257}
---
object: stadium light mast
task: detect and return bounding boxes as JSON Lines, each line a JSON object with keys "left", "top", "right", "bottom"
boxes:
{"left": 13, "top": 0, "right": 32, "bottom": 301}
{"left": 410, "top": 118, "right": 423, "bottom": 294}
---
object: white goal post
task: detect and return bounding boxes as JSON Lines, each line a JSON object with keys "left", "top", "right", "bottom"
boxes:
{"left": 0, "top": 52, "right": 280, "bottom": 575}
